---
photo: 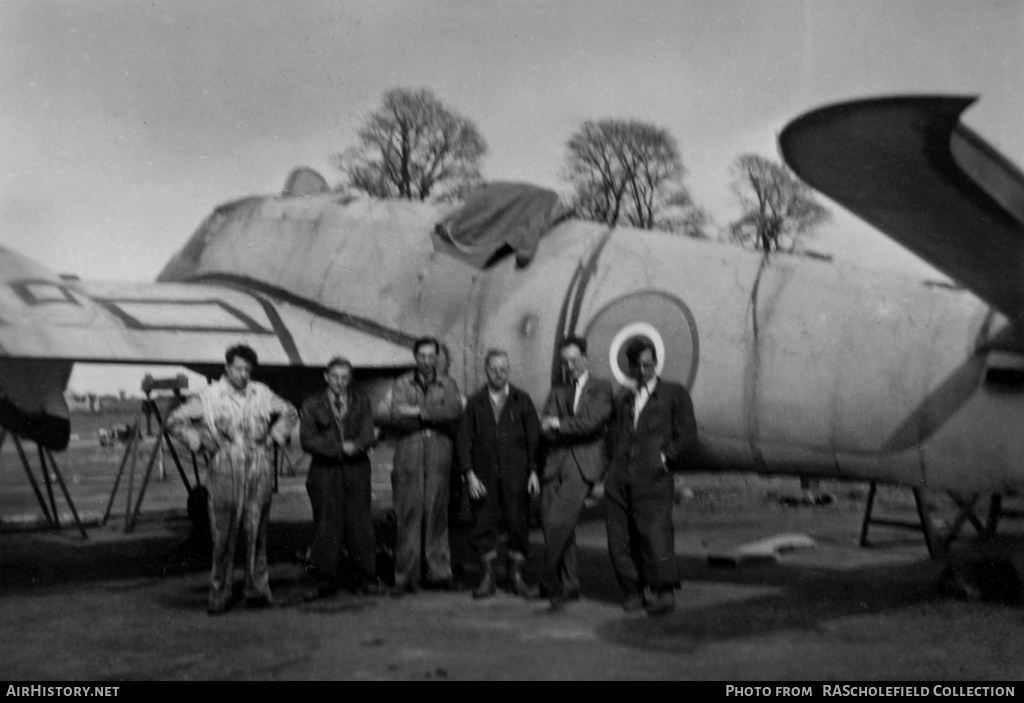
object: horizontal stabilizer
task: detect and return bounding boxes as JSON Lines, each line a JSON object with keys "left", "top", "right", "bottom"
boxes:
{"left": 780, "top": 96, "right": 1024, "bottom": 318}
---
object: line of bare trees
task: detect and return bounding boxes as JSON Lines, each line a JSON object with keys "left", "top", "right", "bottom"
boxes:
{"left": 331, "top": 87, "right": 830, "bottom": 255}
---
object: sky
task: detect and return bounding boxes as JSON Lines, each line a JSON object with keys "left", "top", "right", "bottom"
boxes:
{"left": 2, "top": 0, "right": 1023, "bottom": 393}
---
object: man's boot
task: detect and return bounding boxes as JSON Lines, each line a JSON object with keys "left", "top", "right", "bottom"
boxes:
{"left": 508, "top": 553, "right": 539, "bottom": 599}
{"left": 473, "top": 553, "right": 497, "bottom": 599}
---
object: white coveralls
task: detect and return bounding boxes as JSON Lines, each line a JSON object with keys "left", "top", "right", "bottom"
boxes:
{"left": 168, "top": 377, "right": 297, "bottom": 610}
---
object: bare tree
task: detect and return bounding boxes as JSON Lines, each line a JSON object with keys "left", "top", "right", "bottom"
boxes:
{"left": 564, "top": 119, "right": 687, "bottom": 229}
{"left": 654, "top": 188, "right": 714, "bottom": 239}
{"left": 332, "top": 88, "right": 487, "bottom": 200}
{"left": 728, "top": 154, "right": 829, "bottom": 254}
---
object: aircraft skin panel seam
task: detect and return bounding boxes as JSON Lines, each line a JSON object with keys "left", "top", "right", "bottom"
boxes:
{"left": 176, "top": 273, "right": 420, "bottom": 348}
{"left": 462, "top": 267, "right": 488, "bottom": 393}
{"left": 744, "top": 255, "right": 769, "bottom": 471}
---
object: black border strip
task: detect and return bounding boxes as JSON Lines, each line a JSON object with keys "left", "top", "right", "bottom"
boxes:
{"left": 11, "top": 280, "right": 80, "bottom": 307}
{"left": 93, "top": 299, "right": 272, "bottom": 334}
{"left": 251, "top": 295, "right": 302, "bottom": 365}
{"left": 178, "top": 273, "right": 420, "bottom": 348}
{"left": 549, "top": 228, "right": 614, "bottom": 386}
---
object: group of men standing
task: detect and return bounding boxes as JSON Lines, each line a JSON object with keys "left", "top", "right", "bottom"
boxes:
{"left": 168, "top": 333, "right": 697, "bottom": 618}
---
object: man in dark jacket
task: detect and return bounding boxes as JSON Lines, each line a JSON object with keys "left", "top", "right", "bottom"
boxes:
{"left": 456, "top": 349, "right": 541, "bottom": 599}
{"left": 606, "top": 338, "right": 697, "bottom": 616}
{"left": 540, "top": 335, "right": 613, "bottom": 609}
{"left": 301, "top": 356, "right": 384, "bottom": 598}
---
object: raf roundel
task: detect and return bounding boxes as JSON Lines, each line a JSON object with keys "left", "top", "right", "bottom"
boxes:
{"left": 583, "top": 291, "right": 699, "bottom": 390}
{"left": 607, "top": 322, "right": 666, "bottom": 388}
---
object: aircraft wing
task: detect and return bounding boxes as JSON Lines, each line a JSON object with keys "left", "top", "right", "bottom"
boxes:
{"left": 0, "top": 245, "right": 414, "bottom": 369}
{"left": 779, "top": 96, "right": 1024, "bottom": 318}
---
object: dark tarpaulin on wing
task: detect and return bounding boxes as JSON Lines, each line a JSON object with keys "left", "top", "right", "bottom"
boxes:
{"left": 434, "top": 182, "right": 572, "bottom": 268}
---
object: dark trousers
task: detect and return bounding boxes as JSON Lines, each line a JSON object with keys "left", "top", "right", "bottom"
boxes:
{"left": 392, "top": 431, "right": 453, "bottom": 586}
{"left": 470, "top": 470, "right": 530, "bottom": 559}
{"left": 306, "top": 461, "right": 376, "bottom": 585}
{"left": 541, "top": 465, "right": 590, "bottom": 596}
{"left": 604, "top": 465, "right": 677, "bottom": 594}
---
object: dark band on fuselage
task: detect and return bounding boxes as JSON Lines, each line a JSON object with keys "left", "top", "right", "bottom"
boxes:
{"left": 550, "top": 228, "right": 614, "bottom": 386}
{"left": 250, "top": 295, "right": 303, "bottom": 366}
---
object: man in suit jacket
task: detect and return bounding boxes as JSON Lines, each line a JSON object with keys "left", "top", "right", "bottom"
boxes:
{"left": 301, "top": 356, "right": 384, "bottom": 599}
{"left": 456, "top": 349, "right": 542, "bottom": 599}
{"left": 606, "top": 338, "right": 697, "bottom": 616}
{"left": 539, "top": 335, "right": 613, "bottom": 609}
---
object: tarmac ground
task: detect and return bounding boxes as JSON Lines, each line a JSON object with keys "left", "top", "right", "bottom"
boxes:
{"left": 2, "top": 436, "right": 1024, "bottom": 681}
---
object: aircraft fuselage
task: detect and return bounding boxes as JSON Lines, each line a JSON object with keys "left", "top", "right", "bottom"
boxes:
{"left": 155, "top": 193, "right": 1024, "bottom": 495}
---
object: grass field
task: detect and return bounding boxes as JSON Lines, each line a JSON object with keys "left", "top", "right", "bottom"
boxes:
{"left": 68, "top": 401, "right": 178, "bottom": 443}
{"left": 2, "top": 407, "right": 989, "bottom": 551}
{"left": 1, "top": 408, "right": 305, "bottom": 524}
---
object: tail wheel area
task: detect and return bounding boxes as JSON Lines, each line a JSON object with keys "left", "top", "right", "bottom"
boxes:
{"left": 583, "top": 290, "right": 699, "bottom": 390}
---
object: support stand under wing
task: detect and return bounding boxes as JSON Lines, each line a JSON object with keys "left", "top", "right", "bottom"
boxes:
{"left": 859, "top": 481, "right": 1018, "bottom": 557}
{"left": 0, "top": 428, "right": 88, "bottom": 539}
